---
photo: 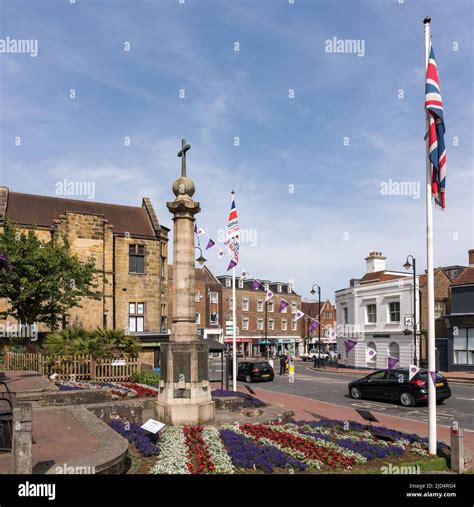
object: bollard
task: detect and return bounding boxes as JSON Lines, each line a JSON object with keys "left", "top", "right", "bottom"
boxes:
{"left": 450, "top": 427, "right": 464, "bottom": 474}
{"left": 13, "top": 403, "right": 33, "bottom": 474}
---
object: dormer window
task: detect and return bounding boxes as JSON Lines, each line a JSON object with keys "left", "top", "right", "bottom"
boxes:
{"left": 264, "top": 282, "right": 269, "bottom": 291}
{"left": 238, "top": 278, "right": 244, "bottom": 289}
{"left": 287, "top": 285, "right": 292, "bottom": 294}
{"left": 225, "top": 278, "right": 231, "bottom": 288}
{"left": 277, "top": 284, "right": 282, "bottom": 293}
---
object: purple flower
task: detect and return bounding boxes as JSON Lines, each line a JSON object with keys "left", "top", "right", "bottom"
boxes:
{"left": 108, "top": 420, "right": 160, "bottom": 457}
{"left": 220, "top": 429, "right": 306, "bottom": 472}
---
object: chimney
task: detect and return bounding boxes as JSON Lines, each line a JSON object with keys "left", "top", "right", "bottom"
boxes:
{"left": 469, "top": 249, "right": 474, "bottom": 267}
{"left": 364, "top": 251, "right": 387, "bottom": 274}
{"left": 0, "top": 187, "right": 9, "bottom": 224}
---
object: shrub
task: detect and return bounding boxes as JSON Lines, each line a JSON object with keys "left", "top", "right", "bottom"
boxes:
{"left": 132, "top": 369, "right": 160, "bottom": 386}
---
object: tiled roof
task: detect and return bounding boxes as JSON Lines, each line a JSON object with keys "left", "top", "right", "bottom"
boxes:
{"left": 358, "top": 271, "right": 405, "bottom": 284}
{"left": 451, "top": 267, "right": 474, "bottom": 286}
{"left": 5, "top": 191, "right": 157, "bottom": 237}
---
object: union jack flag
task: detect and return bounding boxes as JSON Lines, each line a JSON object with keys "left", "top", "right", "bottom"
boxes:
{"left": 225, "top": 192, "right": 240, "bottom": 263}
{"left": 425, "top": 44, "right": 446, "bottom": 209}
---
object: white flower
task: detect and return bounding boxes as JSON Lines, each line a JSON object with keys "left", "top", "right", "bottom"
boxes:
{"left": 202, "top": 427, "right": 234, "bottom": 474}
{"left": 151, "top": 427, "right": 190, "bottom": 474}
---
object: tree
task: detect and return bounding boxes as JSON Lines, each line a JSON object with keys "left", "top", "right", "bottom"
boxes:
{"left": 0, "top": 220, "right": 101, "bottom": 331}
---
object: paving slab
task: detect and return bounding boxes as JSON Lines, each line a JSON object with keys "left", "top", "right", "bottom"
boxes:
{"left": 0, "top": 370, "right": 58, "bottom": 394}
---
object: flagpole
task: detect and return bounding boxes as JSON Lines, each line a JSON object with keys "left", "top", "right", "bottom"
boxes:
{"left": 424, "top": 15, "right": 437, "bottom": 455}
{"left": 232, "top": 266, "right": 237, "bottom": 392}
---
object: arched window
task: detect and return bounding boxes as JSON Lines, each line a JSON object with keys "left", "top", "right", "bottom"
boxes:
{"left": 389, "top": 342, "right": 400, "bottom": 361}
{"left": 367, "top": 341, "right": 377, "bottom": 367}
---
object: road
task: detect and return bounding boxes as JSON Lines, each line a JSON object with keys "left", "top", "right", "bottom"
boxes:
{"left": 210, "top": 359, "right": 474, "bottom": 431}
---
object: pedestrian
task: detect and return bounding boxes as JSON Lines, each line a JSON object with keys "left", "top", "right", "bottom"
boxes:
{"left": 279, "top": 352, "right": 287, "bottom": 375}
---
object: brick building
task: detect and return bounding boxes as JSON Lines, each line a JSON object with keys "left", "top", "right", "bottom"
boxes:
{"left": 167, "top": 265, "right": 224, "bottom": 343}
{"left": 300, "top": 300, "right": 336, "bottom": 353}
{"left": 0, "top": 187, "right": 169, "bottom": 367}
{"left": 217, "top": 276, "right": 303, "bottom": 357}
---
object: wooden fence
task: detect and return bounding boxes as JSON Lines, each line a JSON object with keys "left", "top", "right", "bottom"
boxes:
{"left": 3, "top": 350, "right": 140, "bottom": 382}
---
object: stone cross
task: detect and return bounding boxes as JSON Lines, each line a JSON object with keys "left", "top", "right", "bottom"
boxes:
{"left": 177, "top": 139, "right": 191, "bottom": 177}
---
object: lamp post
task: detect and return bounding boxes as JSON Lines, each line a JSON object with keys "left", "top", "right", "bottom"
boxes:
{"left": 310, "top": 284, "right": 321, "bottom": 368}
{"left": 195, "top": 246, "right": 207, "bottom": 266}
{"left": 403, "top": 255, "right": 418, "bottom": 366}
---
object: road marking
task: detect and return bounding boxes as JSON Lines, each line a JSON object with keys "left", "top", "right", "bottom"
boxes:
{"left": 455, "top": 397, "right": 474, "bottom": 401}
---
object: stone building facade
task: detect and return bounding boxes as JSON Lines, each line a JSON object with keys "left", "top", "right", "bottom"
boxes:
{"left": 0, "top": 188, "right": 169, "bottom": 365}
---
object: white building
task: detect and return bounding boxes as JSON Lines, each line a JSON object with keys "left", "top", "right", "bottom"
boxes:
{"left": 336, "top": 252, "right": 420, "bottom": 370}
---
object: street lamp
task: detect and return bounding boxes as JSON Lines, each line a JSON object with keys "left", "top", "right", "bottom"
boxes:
{"left": 310, "top": 284, "right": 322, "bottom": 368}
{"left": 195, "top": 246, "right": 207, "bottom": 266}
{"left": 403, "top": 255, "right": 418, "bottom": 366}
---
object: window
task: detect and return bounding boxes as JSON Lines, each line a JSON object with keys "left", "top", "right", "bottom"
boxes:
{"left": 263, "top": 282, "right": 269, "bottom": 291}
{"left": 209, "top": 292, "right": 218, "bottom": 304}
{"left": 366, "top": 304, "right": 377, "bottom": 324}
{"left": 277, "top": 284, "right": 282, "bottom": 293}
{"left": 288, "top": 285, "right": 292, "bottom": 294}
{"left": 367, "top": 341, "right": 377, "bottom": 367}
{"left": 242, "top": 317, "right": 249, "bottom": 331}
{"left": 210, "top": 311, "right": 218, "bottom": 325}
{"left": 195, "top": 291, "right": 200, "bottom": 303}
{"left": 453, "top": 328, "right": 474, "bottom": 365}
{"left": 388, "top": 302, "right": 400, "bottom": 323}
{"left": 257, "top": 299, "right": 264, "bottom": 312}
{"left": 225, "top": 278, "right": 231, "bottom": 288}
{"left": 324, "top": 312, "right": 332, "bottom": 319}
{"left": 257, "top": 318, "right": 264, "bottom": 331}
{"left": 238, "top": 278, "right": 244, "bottom": 288}
{"left": 229, "top": 297, "right": 234, "bottom": 310}
{"left": 291, "top": 320, "right": 297, "bottom": 331}
{"left": 242, "top": 298, "right": 249, "bottom": 311}
{"left": 368, "top": 370, "right": 386, "bottom": 380}
{"left": 160, "top": 304, "right": 167, "bottom": 332}
{"left": 435, "top": 301, "right": 446, "bottom": 319}
{"left": 129, "top": 244, "right": 145, "bottom": 273}
{"left": 195, "top": 313, "right": 201, "bottom": 324}
{"left": 388, "top": 342, "right": 400, "bottom": 361}
{"left": 343, "top": 307, "right": 349, "bottom": 324}
{"left": 129, "top": 302, "right": 144, "bottom": 332}
{"left": 281, "top": 319, "right": 288, "bottom": 331}
{"left": 269, "top": 319, "right": 274, "bottom": 331}
{"left": 268, "top": 301, "right": 274, "bottom": 312}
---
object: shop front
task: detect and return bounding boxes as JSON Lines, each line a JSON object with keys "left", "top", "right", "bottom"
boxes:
{"left": 224, "top": 337, "right": 251, "bottom": 357}
{"left": 276, "top": 338, "right": 297, "bottom": 357}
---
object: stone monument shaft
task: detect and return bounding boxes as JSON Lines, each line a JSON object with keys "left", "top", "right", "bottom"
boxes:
{"left": 155, "top": 139, "right": 215, "bottom": 425}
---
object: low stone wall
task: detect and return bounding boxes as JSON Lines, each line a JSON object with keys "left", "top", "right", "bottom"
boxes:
{"left": 86, "top": 397, "right": 156, "bottom": 424}
{"left": 35, "top": 389, "right": 113, "bottom": 406}
{"left": 212, "top": 396, "right": 244, "bottom": 412}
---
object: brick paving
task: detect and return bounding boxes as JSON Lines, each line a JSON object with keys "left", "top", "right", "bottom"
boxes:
{"left": 0, "top": 407, "right": 100, "bottom": 474}
{"left": 246, "top": 386, "right": 474, "bottom": 456}
{"left": 0, "top": 370, "right": 58, "bottom": 393}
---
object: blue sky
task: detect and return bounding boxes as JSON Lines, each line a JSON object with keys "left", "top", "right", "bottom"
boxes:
{"left": 1, "top": 0, "right": 473, "bottom": 300}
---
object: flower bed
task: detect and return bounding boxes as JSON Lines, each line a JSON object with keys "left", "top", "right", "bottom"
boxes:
{"left": 148, "top": 418, "right": 435, "bottom": 474}
{"left": 53, "top": 379, "right": 158, "bottom": 399}
{"left": 108, "top": 420, "right": 160, "bottom": 457}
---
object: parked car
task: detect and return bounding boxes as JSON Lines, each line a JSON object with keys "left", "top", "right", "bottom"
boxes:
{"left": 300, "top": 349, "right": 329, "bottom": 362}
{"left": 348, "top": 368, "right": 451, "bottom": 407}
{"left": 237, "top": 360, "right": 274, "bottom": 383}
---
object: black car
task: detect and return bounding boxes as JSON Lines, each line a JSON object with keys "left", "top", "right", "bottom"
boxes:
{"left": 348, "top": 368, "right": 451, "bottom": 407}
{"left": 237, "top": 360, "right": 274, "bottom": 383}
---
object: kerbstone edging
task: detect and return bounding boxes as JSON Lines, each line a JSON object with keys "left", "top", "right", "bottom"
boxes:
{"left": 44, "top": 406, "right": 129, "bottom": 475}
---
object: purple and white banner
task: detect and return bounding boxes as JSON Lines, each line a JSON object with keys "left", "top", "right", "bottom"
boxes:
{"left": 366, "top": 346, "right": 377, "bottom": 362}
{"left": 408, "top": 364, "right": 420, "bottom": 381}
{"left": 345, "top": 338, "right": 357, "bottom": 355}
{"left": 387, "top": 356, "right": 399, "bottom": 370}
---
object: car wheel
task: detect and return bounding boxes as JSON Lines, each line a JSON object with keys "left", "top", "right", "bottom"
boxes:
{"left": 350, "top": 387, "right": 362, "bottom": 399}
{"left": 436, "top": 399, "right": 445, "bottom": 405}
{"left": 245, "top": 374, "right": 252, "bottom": 383}
{"left": 400, "top": 391, "right": 415, "bottom": 407}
